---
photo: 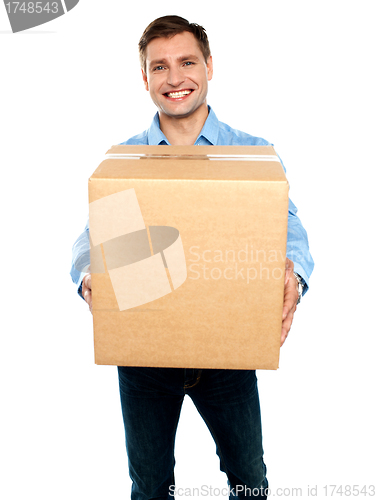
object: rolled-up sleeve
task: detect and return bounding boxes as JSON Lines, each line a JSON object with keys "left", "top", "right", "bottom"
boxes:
{"left": 276, "top": 152, "right": 314, "bottom": 295}
{"left": 286, "top": 198, "right": 314, "bottom": 295}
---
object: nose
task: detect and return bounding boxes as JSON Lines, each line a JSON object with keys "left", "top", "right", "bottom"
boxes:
{"left": 167, "top": 66, "right": 185, "bottom": 88}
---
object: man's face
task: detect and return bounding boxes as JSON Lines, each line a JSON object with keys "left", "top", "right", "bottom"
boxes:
{"left": 142, "top": 31, "right": 213, "bottom": 120}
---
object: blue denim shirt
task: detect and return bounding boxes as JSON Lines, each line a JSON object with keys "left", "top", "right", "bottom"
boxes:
{"left": 71, "top": 107, "right": 314, "bottom": 297}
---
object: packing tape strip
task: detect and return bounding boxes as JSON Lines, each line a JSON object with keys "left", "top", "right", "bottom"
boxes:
{"left": 89, "top": 188, "right": 187, "bottom": 311}
{"left": 104, "top": 153, "right": 280, "bottom": 161}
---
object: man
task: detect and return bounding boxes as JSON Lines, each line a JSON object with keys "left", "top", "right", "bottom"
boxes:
{"left": 71, "top": 15, "right": 314, "bottom": 500}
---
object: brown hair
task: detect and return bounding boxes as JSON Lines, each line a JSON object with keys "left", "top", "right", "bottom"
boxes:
{"left": 139, "top": 15, "right": 211, "bottom": 73}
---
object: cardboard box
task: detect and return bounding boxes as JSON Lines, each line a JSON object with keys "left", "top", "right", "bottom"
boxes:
{"left": 88, "top": 145, "right": 289, "bottom": 370}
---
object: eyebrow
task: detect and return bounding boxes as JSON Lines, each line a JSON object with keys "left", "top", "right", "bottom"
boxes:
{"left": 149, "top": 54, "right": 201, "bottom": 69}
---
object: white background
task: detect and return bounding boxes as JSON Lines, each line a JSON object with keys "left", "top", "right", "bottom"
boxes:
{"left": 1, "top": 1, "right": 376, "bottom": 498}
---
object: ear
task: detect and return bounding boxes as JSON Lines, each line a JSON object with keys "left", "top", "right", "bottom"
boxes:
{"left": 206, "top": 56, "right": 213, "bottom": 82}
{"left": 142, "top": 69, "right": 149, "bottom": 91}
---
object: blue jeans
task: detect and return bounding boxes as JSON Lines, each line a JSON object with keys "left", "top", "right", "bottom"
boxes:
{"left": 118, "top": 367, "right": 268, "bottom": 499}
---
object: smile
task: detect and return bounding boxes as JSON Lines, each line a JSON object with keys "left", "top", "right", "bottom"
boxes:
{"left": 165, "top": 90, "right": 193, "bottom": 99}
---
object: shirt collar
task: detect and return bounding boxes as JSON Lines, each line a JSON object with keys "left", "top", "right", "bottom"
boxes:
{"left": 147, "top": 113, "right": 169, "bottom": 145}
{"left": 196, "top": 106, "right": 219, "bottom": 145}
{"left": 147, "top": 106, "right": 219, "bottom": 146}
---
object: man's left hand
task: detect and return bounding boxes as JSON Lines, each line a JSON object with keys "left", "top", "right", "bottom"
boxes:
{"left": 281, "top": 258, "right": 299, "bottom": 346}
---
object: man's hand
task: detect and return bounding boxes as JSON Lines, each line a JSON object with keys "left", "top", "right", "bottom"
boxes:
{"left": 281, "top": 258, "right": 299, "bottom": 346}
{"left": 82, "top": 273, "right": 92, "bottom": 314}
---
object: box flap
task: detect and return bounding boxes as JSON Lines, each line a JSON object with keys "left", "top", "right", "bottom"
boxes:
{"left": 90, "top": 145, "right": 287, "bottom": 184}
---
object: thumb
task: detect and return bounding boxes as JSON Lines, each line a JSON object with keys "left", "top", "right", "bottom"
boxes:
{"left": 83, "top": 273, "right": 91, "bottom": 290}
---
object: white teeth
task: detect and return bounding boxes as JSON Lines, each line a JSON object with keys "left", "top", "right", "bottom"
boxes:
{"left": 166, "top": 90, "right": 192, "bottom": 98}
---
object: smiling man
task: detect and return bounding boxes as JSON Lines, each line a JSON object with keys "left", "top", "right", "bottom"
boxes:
{"left": 71, "top": 15, "right": 314, "bottom": 500}
{"left": 141, "top": 30, "right": 213, "bottom": 145}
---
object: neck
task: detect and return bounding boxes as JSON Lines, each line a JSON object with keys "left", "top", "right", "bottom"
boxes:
{"left": 159, "top": 103, "right": 209, "bottom": 145}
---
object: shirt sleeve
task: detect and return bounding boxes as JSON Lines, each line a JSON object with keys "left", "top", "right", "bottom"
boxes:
{"left": 276, "top": 153, "right": 314, "bottom": 295}
{"left": 70, "top": 219, "right": 90, "bottom": 300}
{"left": 286, "top": 198, "right": 314, "bottom": 295}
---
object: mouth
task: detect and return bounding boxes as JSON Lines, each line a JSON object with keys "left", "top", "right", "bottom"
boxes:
{"left": 164, "top": 89, "right": 193, "bottom": 100}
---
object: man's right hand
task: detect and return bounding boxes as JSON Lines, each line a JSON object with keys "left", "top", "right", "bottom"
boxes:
{"left": 82, "top": 274, "right": 92, "bottom": 314}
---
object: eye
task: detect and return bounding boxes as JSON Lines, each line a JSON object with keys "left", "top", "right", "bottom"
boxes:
{"left": 153, "top": 65, "right": 165, "bottom": 71}
{"left": 183, "top": 61, "right": 194, "bottom": 67}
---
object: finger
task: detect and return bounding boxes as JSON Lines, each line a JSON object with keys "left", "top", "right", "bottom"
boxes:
{"left": 84, "top": 290, "right": 93, "bottom": 314}
{"left": 281, "top": 327, "right": 288, "bottom": 347}
{"left": 82, "top": 274, "right": 92, "bottom": 298}
{"left": 281, "top": 306, "right": 295, "bottom": 346}
{"left": 282, "top": 291, "right": 298, "bottom": 319}
{"left": 282, "top": 275, "right": 299, "bottom": 320}
{"left": 83, "top": 288, "right": 92, "bottom": 304}
{"left": 285, "top": 258, "right": 294, "bottom": 285}
{"left": 81, "top": 274, "right": 93, "bottom": 314}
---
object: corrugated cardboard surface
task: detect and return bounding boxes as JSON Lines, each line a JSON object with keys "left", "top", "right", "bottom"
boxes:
{"left": 89, "top": 146, "right": 289, "bottom": 370}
